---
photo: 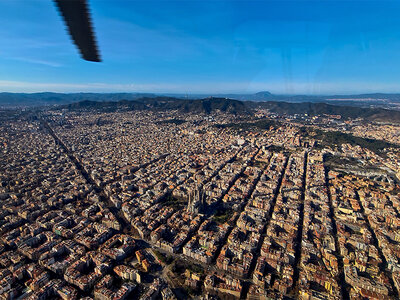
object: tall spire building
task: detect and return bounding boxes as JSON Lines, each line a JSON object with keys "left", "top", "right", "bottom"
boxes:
{"left": 187, "top": 184, "right": 205, "bottom": 215}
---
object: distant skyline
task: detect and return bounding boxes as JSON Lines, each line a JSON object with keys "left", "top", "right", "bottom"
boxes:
{"left": 2, "top": 0, "right": 400, "bottom": 94}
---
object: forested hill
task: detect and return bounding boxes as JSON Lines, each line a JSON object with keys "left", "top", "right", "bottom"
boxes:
{"left": 61, "top": 97, "right": 251, "bottom": 115}
{"left": 60, "top": 97, "right": 400, "bottom": 123}
{"left": 251, "top": 101, "right": 400, "bottom": 123}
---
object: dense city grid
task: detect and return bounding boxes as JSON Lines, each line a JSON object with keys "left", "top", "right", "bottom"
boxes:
{"left": 0, "top": 108, "right": 400, "bottom": 300}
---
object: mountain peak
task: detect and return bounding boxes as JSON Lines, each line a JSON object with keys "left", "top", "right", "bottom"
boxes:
{"left": 254, "top": 91, "right": 272, "bottom": 96}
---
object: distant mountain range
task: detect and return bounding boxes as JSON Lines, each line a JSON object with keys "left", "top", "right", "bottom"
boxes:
{"left": 1, "top": 91, "right": 400, "bottom": 123}
{"left": 2, "top": 91, "right": 400, "bottom": 108}
{"left": 58, "top": 96, "right": 400, "bottom": 124}
{"left": 62, "top": 97, "right": 251, "bottom": 115}
{"left": 183, "top": 91, "right": 400, "bottom": 104}
{"left": 0, "top": 92, "right": 157, "bottom": 107}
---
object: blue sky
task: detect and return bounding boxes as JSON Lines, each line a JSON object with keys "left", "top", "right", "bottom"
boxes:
{"left": 1, "top": 0, "right": 400, "bottom": 94}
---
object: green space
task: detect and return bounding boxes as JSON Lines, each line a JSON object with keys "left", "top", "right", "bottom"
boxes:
{"left": 324, "top": 153, "right": 360, "bottom": 167}
{"left": 300, "top": 127, "right": 399, "bottom": 154}
{"left": 153, "top": 250, "right": 174, "bottom": 265}
{"left": 213, "top": 208, "right": 234, "bottom": 224}
{"left": 324, "top": 153, "right": 394, "bottom": 179}
{"left": 186, "top": 263, "right": 204, "bottom": 275}
{"left": 156, "top": 118, "right": 186, "bottom": 125}
{"left": 268, "top": 145, "right": 285, "bottom": 153}
{"left": 163, "top": 194, "right": 187, "bottom": 209}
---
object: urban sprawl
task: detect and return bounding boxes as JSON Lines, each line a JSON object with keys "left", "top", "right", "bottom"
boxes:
{"left": 1, "top": 107, "right": 400, "bottom": 300}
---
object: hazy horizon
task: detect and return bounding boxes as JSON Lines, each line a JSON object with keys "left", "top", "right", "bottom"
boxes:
{"left": 3, "top": 88, "right": 400, "bottom": 97}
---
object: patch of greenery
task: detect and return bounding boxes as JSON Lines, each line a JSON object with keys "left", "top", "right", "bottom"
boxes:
{"left": 324, "top": 153, "right": 394, "bottom": 178}
{"left": 268, "top": 145, "right": 284, "bottom": 153}
{"left": 184, "top": 286, "right": 196, "bottom": 296}
{"left": 213, "top": 208, "right": 233, "bottom": 224}
{"left": 163, "top": 194, "right": 186, "bottom": 209}
{"left": 156, "top": 118, "right": 186, "bottom": 125}
{"left": 195, "top": 129, "right": 206, "bottom": 134}
{"left": 187, "top": 263, "right": 204, "bottom": 275}
{"left": 300, "top": 127, "right": 398, "bottom": 154}
{"left": 171, "top": 260, "right": 187, "bottom": 274}
{"left": 324, "top": 153, "right": 360, "bottom": 167}
{"left": 153, "top": 250, "right": 174, "bottom": 265}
